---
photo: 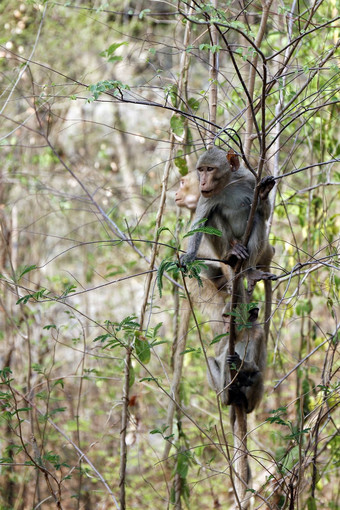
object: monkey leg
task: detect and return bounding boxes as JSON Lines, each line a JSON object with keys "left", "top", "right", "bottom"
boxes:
{"left": 203, "top": 262, "right": 233, "bottom": 293}
{"left": 222, "top": 383, "right": 248, "bottom": 408}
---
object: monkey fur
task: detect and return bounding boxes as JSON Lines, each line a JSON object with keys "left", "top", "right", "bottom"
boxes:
{"left": 175, "top": 160, "right": 275, "bottom": 338}
{"left": 175, "top": 172, "right": 200, "bottom": 213}
{"left": 207, "top": 305, "right": 266, "bottom": 413}
{"left": 181, "top": 147, "right": 275, "bottom": 288}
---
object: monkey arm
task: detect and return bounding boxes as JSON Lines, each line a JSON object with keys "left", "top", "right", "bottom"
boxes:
{"left": 180, "top": 231, "right": 203, "bottom": 265}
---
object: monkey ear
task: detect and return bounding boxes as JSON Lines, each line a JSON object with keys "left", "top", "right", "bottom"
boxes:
{"left": 227, "top": 149, "right": 240, "bottom": 172}
{"left": 248, "top": 307, "right": 259, "bottom": 322}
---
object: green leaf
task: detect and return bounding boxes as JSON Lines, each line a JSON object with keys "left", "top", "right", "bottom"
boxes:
{"left": 210, "top": 333, "right": 228, "bottom": 345}
{"left": 177, "top": 451, "right": 190, "bottom": 478}
{"left": 165, "top": 84, "right": 178, "bottom": 107}
{"left": 170, "top": 115, "right": 185, "bottom": 137}
{"left": 18, "top": 265, "right": 37, "bottom": 280}
{"left": 188, "top": 97, "right": 200, "bottom": 111}
{"left": 174, "top": 150, "right": 188, "bottom": 175}
{"left": 139, "top": 8, "right": 151, "bottom": 19}
{"left": 88, "top": 80, "right": 130, "bottom": 102}
{"left": 140, "top": 376, "right": 158, "bottom": 383}
{"left": 157, "top": 226, "right": 172, "bottom": 237}
{"left": 16, "top": 295, "right": 32, "bottom": 305}
{"left": 50, "top": 407, "right": 66, "bottom": 415}
{"left": 135, "top": 334, "right": 151, "bottom": 364}
{"left": 307, "top": 497, "right": 317, "bottom": 510}
{"left": 106, "top": 42, "right": 128, "bottom": 56}
{"left": 108, "top": 56, "right": 123, "bottom": 63}
{"left": 183, "top": 226, "right": 222, "bottom": 238}
{"left": 157, "top": 259, "right": 179, "bottom": 297}
{"left": 199, "top": 44, "right": 221, "bottom": 53}
{"left": 118, "top": 315, "right": 140, "bottom": 330}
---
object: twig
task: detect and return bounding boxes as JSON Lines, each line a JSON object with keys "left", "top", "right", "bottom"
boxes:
{"left": 119, "top": 346, "right": 132, "bottom": 510}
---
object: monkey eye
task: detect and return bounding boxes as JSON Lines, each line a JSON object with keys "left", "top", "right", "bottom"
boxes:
{"left": 207, "top": 167, "right": 215, "bottom": 172}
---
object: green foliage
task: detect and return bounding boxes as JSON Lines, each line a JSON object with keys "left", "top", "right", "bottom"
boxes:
{"left": 16, "top": 264, "right": 37, "bottom": 281}
{"left": 157, "top": 259, "right": 180, "bottom": 297}
{"left": 199, "top": 43, "right": 221, "bottom": 53}
{"left": 88, "top": 80, "right": 130, "bottom": 101}
{"left": 165, "top": 84, "right": 178, "bottom": 107}
{"left": 210, "top": 332, "right": 228, "bottom": 346}
{"left": 170, "top": 115, "right": 185, "bottom": 136}
{"left": 139, "top": 8, "right": 151, "bottom": 20}
{"left": 307, "top": 496, "right": 317, "bottom": 510}
{"left": 134, "top": 331, "right": 151, "bottom": 364}
{"left": 296, "top": 299, "right": 313, "bottom": 316}
{"left": 188, "top": 97, "right": 200, "bottom": 112}
{"left": 100, "top": 41, "right": 128, "bottom": 62}
{"left": 183, "top": 219, "right": 222, "bottom": 238}
{"left": 174, "top": 149, "right": 188, "bottom": 175}
{"left": 0, "top": 1, "right": 338, "bottom": 508}
{"left": 150, "top": 424, "right": 174, "bottom": 441}
{"left": 224, "top": 302, "right": 260, "bottom": 331}
{"left": 16, "top": 287, "right": 50, "bottom": 305}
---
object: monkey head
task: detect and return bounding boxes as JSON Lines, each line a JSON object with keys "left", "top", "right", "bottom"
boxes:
{"left": 175, "top": 172, "right": 200, "bottom": 211}
{"left": 196, "top": 147, "right": 240, "bottom": 197}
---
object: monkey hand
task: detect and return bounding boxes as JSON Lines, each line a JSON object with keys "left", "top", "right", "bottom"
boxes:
{"left": 227, "top": 353, "right": 241, "bottom": 369}
{"left": 225, "top": 242, "right": 249, "bottom": 267}
{"left": 259, "top": 175, "right": 275, "bottom": 200}
{"left": 179, "top": 251, "right": 196, "bottom": 269}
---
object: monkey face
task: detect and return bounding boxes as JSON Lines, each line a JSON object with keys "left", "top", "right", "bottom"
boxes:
{"left": 175, "top": 174, "right": 200, "bottom": 210}
{"left": 197, "top": 166, "right": 230, "bottom": 197}
{"left": 196, "top": 147, "right": 235, "bottom": 197}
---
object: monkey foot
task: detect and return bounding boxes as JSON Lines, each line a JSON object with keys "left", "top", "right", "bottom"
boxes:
{"left": 246, "top": 269, "right": 277, "bottom": 294}
{"left": 225, "top": 243, "right": 249, "bottom": 267}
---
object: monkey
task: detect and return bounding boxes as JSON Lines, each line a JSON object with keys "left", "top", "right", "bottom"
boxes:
{"left": 208, "top": 304, "right": 266, "bottom": 506}
{"left": 174, "top": 171, "right": 235, "bottom": 298}
{"left": 207, "top": 305, "right": 266, "bottom": 414}
{"left": 174, "top": 169, "right": 243, "bottom": 300}
{"left": 176, "top": 156, "right": 275, "bottom": 341}
{"left": 175, "top": 172, "right": 200, "bottom": 215}
{"left": 164, "top": 172, "right": 232, "bottom": 459}
{"left": 180, "top": 146, "right": 276, "bottom": 293}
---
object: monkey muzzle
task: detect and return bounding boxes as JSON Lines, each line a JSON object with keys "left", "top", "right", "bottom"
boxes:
{"left": 201, "top": 189, "right": 215, "bottom": 197}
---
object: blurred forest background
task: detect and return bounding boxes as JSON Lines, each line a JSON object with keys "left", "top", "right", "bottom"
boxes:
{"left": 0, "top": 1, "right": 339, "bottom": 509}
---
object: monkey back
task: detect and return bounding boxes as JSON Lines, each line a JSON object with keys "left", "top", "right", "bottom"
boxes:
{"left": 196, "top": 147, "right": 229, "bottom": 171}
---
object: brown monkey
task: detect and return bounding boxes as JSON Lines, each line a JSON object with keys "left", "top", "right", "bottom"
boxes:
{"left": 181, "top": 147, "right": 276, "bottom": 291}
{"left": 207, "top": 305, "right": 266, "bottom": 413}
{"left": 175, "top": 172, "right": 200, "bottom": 214}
